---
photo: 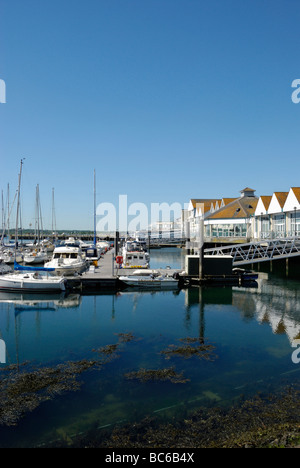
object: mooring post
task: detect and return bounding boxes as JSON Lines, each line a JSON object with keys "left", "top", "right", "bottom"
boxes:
{"left": 198, "top": 210, "right": 204, "bottom": 281}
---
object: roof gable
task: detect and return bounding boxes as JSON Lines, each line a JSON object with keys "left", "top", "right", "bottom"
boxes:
{"left": 292, "top": 187, "right": 300, "bottom": 204}
{"left": 208, "top": 197, "right": 258, "bottom": 220}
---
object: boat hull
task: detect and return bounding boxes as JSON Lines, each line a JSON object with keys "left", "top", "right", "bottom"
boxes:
{"left": 24, "top": 253, "right": 48, "bottom": 264}
{"left": 0, "top": 273, "right": 65, "bottom": 293}
{"left": 44, "top": 262, "right": 87, "bottom": 276}
{"left": 119, "top": 276, "right": 179, "bottom": 289}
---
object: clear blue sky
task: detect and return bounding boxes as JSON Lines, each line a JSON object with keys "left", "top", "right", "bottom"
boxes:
{"left": 1, "top": 0, "right": 300, "bottom": 230}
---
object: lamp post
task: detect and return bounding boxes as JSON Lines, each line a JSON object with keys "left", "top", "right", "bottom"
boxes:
{"left": 294, "top": 207, "right": 297, "bottom": 237}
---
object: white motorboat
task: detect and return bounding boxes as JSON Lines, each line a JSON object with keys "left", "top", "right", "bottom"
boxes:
{"left": 119, "top": 269, "right": 179, "bottom": 289}
{"left": 120, "top": 239, "right": 150, "bottom": 269}
{"left": 44, "top": 244, "right": 88, "bottom": 276}
{"left": 97, "top": 241, "right": 111, "bottom": 254}
{"left": 82, "top": 244, "right": 102, "bottom": 263}
{"left": 0, "top": 271, "right": 66, "bottom": 292}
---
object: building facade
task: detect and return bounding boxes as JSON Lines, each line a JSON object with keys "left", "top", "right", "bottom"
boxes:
{"left": 183, "top": 186, "right": 300, "bottom": 245}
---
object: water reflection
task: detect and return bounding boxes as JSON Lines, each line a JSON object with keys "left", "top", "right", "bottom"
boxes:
{"left": 0, "top": 273, "right": 300, "bottom": 366}
{"left": 182, "top": 277, "right": 300, "bottom": 348}
{"left": 233, "top": 278, "right": 300, "bottom": 345}
{"left": 1, "top": 272, "right": 300, "bottom": 447}
{"left": 0, "top": 292, "right": 82, "bottom": 311}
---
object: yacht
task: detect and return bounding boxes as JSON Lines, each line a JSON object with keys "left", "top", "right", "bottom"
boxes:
{"left": 44, "top": 243, "right": 88, "bottom": 276}
{"left": 121, "top": 238, "right": 150, "bottom": 269}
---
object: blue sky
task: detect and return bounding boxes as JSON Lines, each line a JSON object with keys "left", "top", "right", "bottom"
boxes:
{"left": 1, "top": 0, "right": 300, "bottom": 230}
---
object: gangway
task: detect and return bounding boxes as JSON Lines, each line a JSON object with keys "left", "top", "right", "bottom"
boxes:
{"left": 204, "top": 237, "right": 300, "bottom": 266}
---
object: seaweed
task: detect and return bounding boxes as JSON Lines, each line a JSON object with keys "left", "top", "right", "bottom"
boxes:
{"left": 66, "top": 386, "right": 300, "bottom": 449}
{"left": 0, "top": 332, "right": 139, "bottom": 427}
{"left": 124, "top": 366, "right": 189, "bottom": 384}
{"left": 160, "top": 337, "right": 217, "bottom": 361}
{"left": 0, "top": 359, "right": 100, "bottom": 426}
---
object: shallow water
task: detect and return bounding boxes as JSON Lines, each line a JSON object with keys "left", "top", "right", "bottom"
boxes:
{"left": 0, "top": 248, "right": 300, "bottom": 447}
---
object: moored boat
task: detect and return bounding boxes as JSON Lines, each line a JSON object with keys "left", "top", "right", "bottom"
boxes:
{"left": 119, "top": 269, "right": 179, "bottom": 289}
{"left": 44, "top": 244, "right": 88, "bottom": 276}
{"left": 121, "top": 239, "right": 150, "bottom": 269}
{"left": 24, "top": 249, "right": 48, "bottom": 264}
{"left": 1, "top": 249, "right": 23, "bottom": 264}
{"left": 0, "top": 271, "right": 65, "bottom": 292}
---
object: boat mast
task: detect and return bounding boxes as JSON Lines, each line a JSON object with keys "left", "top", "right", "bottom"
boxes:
{"left": 15, "top": 159, "right": 24, "bottom": 256}
{"left": 1, "top": 190, "right": 3, "bottom": 238}
{"left": 52, "top": 187, "right": 57, "bottom": 241}
{"left": 7, "top": 183, "right": 10, "bottom": 241}
{"left": 94, "top": 169, "right": 96, "bottom": 246}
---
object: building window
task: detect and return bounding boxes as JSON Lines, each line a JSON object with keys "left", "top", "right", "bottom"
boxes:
{"left": 273, "top": 214, "right": 285, "bottom": 233}
{"left": 210, "top": 223, "right": 247, "bottom": 238}
{"left": 291, "top": 211, "right": 300, "bottom": 235}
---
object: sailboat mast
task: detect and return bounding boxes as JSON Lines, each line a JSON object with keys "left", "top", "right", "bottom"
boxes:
{"left": 94, "top": 169, "right": 96, "bottom": 246}
{"left": 7, "top": 183, "right": 10, "bottom": 240}
{"left": 1, "top": 190, "right": 3, "bottom": 235}
{"left": 15, "top": 159, "right": 24, "bottom": 253}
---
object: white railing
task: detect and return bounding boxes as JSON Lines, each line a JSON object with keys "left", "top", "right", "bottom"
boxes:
{"left": 204, "top": 237, "right": 300, "bottom": 266}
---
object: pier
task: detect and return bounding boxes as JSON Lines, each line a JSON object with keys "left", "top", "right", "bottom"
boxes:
{"left": 65, "top": 249, "right": 183, "bottom": 292}
{"left": 64, "top": 248, "right": 259, "bottom": 292}
{"left": 66, "top": 249, "right": 119, "bottom": 291}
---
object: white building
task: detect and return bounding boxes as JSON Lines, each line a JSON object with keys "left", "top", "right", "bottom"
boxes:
{"left": 182, "top": 186, "right": 300, "bottom": 245}
{"left": 254, "top": 187, "right": 300, "bottom": 239}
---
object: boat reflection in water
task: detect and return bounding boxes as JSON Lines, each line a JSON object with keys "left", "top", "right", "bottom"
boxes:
{"left": 0, "top": 291, "right": 82, "bottom": 313}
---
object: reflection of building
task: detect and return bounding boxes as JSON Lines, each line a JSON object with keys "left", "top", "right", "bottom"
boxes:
{"left": 183, "top": 277, "right": 300, "bottom": 347}
{"left": 233, "top": 279, "right": 300, "bottom": 346}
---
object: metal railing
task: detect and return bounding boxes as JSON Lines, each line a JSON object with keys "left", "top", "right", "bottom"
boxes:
{"left": 204, "top": 237, "right": 300, "bottom": 266}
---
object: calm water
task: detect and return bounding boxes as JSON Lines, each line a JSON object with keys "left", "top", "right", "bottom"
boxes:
{"left": 0, "top": 248, "right": 300, "bottom": 447}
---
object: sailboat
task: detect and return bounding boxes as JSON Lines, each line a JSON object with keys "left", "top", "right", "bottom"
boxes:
{"left": 23, "top": 185, "right": 48, "bottom": 264}
{"left": 0, "top": 160, "right": 66, "bottom": 293}
{"left": 1, "top": 183, "right": 24, "bottom": 264}
{"left": 79, "top": 169, "right": 102, "bottom": 264}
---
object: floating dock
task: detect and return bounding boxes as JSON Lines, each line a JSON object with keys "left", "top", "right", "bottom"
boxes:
{"left": 65, "top": 250, "right": 182, "bottom": 292}
{"left": 64, "top": 249, "right": 257, "bottom": 292}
